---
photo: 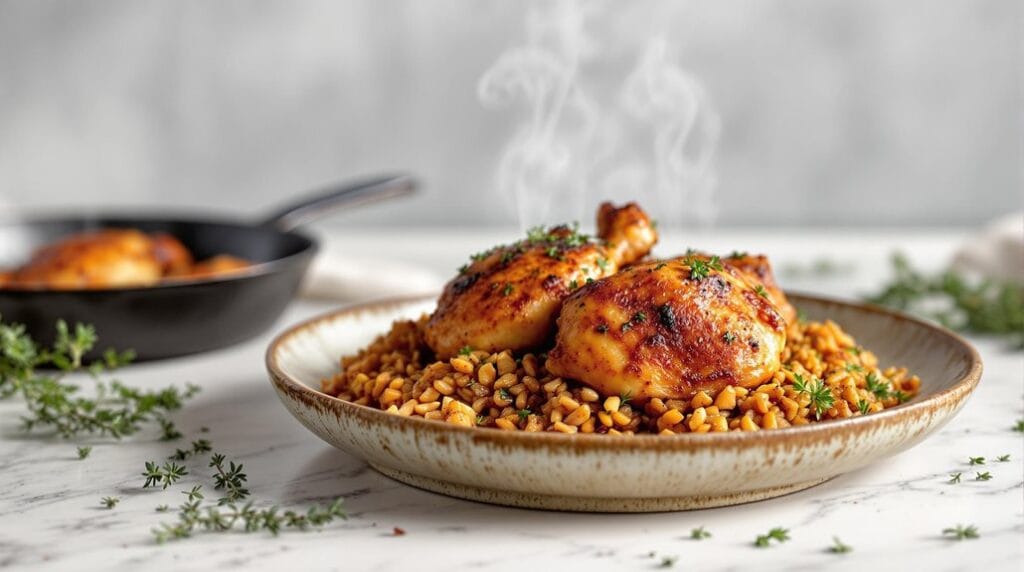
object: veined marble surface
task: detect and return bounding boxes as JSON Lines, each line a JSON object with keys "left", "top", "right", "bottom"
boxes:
{"left": 1, "top": 229, "right": 1022, "bottom": 571}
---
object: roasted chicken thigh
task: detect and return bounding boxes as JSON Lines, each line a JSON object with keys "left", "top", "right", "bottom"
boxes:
{"left": 423, "top": 202, "right": 657, "bottom": 358}
{"left": 546, "top": 255, "right": 787, "bottom": 401}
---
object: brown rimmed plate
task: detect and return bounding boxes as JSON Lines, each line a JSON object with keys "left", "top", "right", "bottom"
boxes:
{"left": 265, "top": 294, "right": 982, "bottom": 512}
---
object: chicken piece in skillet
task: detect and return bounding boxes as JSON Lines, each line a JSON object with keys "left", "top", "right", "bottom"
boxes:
{"left": 546, "top": 254, "right": 787, "bottom": 401}
{"left": 423, "top": 202, "right": 657, "bottom": 358}
{"left": 5, "top": 229, "right": 175, "bottom": 289}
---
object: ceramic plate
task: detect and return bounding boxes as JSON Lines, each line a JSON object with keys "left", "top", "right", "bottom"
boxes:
{"left": 266, "top": 294, "right": 982, "bottom": 512}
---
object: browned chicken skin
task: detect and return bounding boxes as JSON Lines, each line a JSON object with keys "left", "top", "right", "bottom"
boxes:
{"left": 723, "top": 252, "right": 797, "bottom": 326}
{"left": 546, "top": 255, "right": 787, "bottom": 401}
{"left": 424, "top": 202, "right": 658, "bottom": 358}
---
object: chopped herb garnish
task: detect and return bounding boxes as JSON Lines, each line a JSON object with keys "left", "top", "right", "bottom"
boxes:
{"left": 722, "top": 331, "right": 736, "bottom": 344}
{"left": 620, "top": 322, "right": 633, "bottom": 333}
{"left": 942, "top": 524, "right": 979, "bottom": 540}
{"left": 595, "top": 324, "right": 609, "bottom": 334}
{"left": 632, "top": 311, "right": 647, "bottom": 323}
{"left": 619, "top": 389, "right": 634, "bottom": 403}
{"left": 568, "top": 279, "right": 579, "bottom": 290}
{"left": 791, "top": 374, "right": 834, "bottom": 419}
{"left": 754, "top": 527, "right": 790, "bottom": 547}
{"left": 829, "top": 536, "right": 852, "bottom": 554}
{"left": 685, "top": 255, "right": 722, "bottom": 281}
{"left": 845, "top": 363, "right": 864, "bottom": 373}
{"left": 948, "top": 472, "right": 962, "bottom": 484}
{"left": 690, "top": 526, "right": 711, "bottom": 540}
{"left": 77, "top": 446, "right": 92, "bottom": 460}
{"left": 475, "top": 415, "right": 487, "bottom": 426}
{"left": 458, "top": 346, "right": 473, "bottom": 357}
{"left": 968, "top": 456, "right": 985, "bottom": 466}
{"left": 596, "top": 257, "right": 609, "bottom": 271}
{"left": 728, "top": 250, "right": 748, "bottom": 259}
{"left": 856, "top": 400, "right": 870, "bottom": 415}
{"left": 502, "top": 283, "right": 514, "bottom": 297}
{"left": 753, "top": 284, "right": 769, "bottom": 298}
{"left": 100, "top": 496, "right": 120, "bottom": 509}
{"left": 865, "top": 372, "right": 891, "bottom": 399}
{"left": 975, "top": 471, "right": 992, "bottom": 481}
{"left": 517, "top": 409, "right": 531, "bottom": 420}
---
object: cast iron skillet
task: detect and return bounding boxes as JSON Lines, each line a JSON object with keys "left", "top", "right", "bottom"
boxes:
{"left": 0, "top": 173, "right": 415, "bottom": 361}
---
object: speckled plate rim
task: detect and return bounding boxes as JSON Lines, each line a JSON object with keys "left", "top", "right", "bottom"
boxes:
{"left": 266, "top": 292, "right": 983, "bottom": 454}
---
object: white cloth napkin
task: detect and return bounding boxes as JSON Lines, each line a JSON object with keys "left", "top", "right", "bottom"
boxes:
{"left": 299, "top": 241, "right": 446, "bottom": 302}
{"left": 952, "top": 212, "right": 1024, "bottom": 285}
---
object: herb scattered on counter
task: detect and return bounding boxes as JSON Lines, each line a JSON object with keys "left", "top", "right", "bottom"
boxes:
{"left": 77, "top": 446, "right": 92, "bottom": 460}
{"left": 658, "top": 555, "right": 678, "bottom": 568}
{"left": 968, "top": 456, "right": 985, "bottom": 466}
{"left": 690, "top": 526, "right": 712, "bottom": 540}
{"left": 754, "top": 527, "right": 790, "bottom": 547}
{"left": 949, "top": 472, "right": 962, "bottom": 484}
{"left": 974, "top": 471, "right": 992, "bottom": 481}
{"left": 210, "top": 453, "right": 250, "bottom": 505}
{"left": 101, "top": 496, "right": 120, "bottom": 509}
{"left": 792, "top": 374, "right": 834, "bottom": 420}
{"left": 829, "top": 536, "right": 852, "bottom": 554}
{"left": 169, "top": 439, "right": 212, "bottom": 462}
{"left": 997, "top": 454, "right": 1010, "bottom": 462}
{"left": 392, "top": 526, "right": 406, "bottom": 536}
{"left": 1013, "top": 419, "right": 1024, "bottom": 432}
{"left": 0, "top": 317, "right": 198, "bottom": 439}
{"left": 142, "top": 461, "right": 189, "bottom": 490}
{"left": 155, "top": 505, "right": 169, "bottom": 513}
{"left": 183, "top": 485, "right": 204, "bottom": 503}
{"left": 867, "top": 253, "right": 1024, "bottom": 349}
{"left": 942, "top": 524, "right": 979, "bottom": 540}
{"left": 152, "top": 497, "right": 347, "bottom": 544}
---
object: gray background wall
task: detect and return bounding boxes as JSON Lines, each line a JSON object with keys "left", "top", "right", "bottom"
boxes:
{"left": 0, "top": 0, "right": 1019, "bottom": 229}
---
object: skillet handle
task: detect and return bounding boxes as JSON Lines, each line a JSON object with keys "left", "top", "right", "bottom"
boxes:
{"left": 258, "top": 173, "right": 417, "bottom": 232}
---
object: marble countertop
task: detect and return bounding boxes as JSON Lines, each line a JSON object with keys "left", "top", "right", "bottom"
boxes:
{"left": 1, "top": 228, "right": 1022, "bottom": 571}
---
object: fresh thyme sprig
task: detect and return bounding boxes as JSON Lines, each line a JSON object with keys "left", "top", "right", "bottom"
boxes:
{"left": 690, "top": 526, "right": 712, "bottom": 540}
{"left": 975, "top": 471, "right": 992, "bottom": 481}
{"left": 210, "top": 453, "right": 250, "bottom": 505}
{"left": 942, "top": 524, "right": 979, "bottom": 540}
{"left": 829, "top": 536, "right": 852, "bottom": 554}
{"left": 100, "top": 496, "right": 120, "bottom": 509}
{"left": 142, "top": 461, "right": 189, "bottom": 490}
{"left": 867, "top": 253, "right": 1024, "bottom": 349}
{"left": 152, "top": 497, "right": 347, "bottom": 543}
{"left": 0, "top": 316, "right": 198, "bottom": 439}
{"left": 754, "top": 527, "right": 790, "bottom": 547}
{"left": 169, "top": 439, "right": 213, "bottom": 462}
{"left": 968, "top": 456, "right": 985, "bottom": 466}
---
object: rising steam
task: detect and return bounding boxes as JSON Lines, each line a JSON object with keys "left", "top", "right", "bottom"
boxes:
{"left": 479, "top": 1, "right": 720, "bottom": 229}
